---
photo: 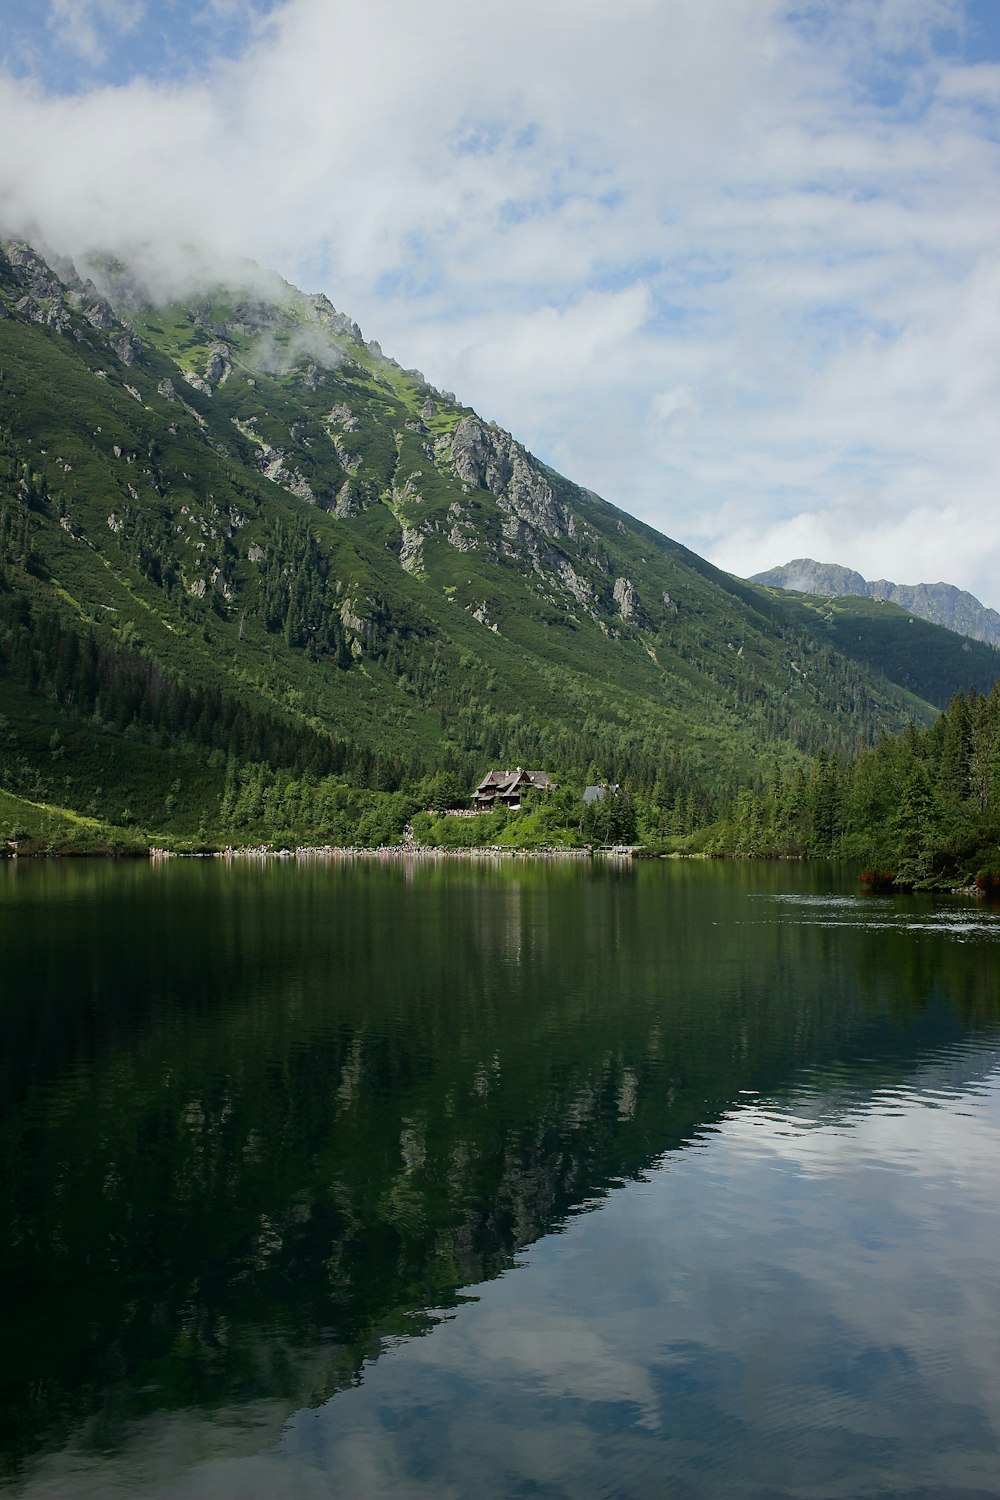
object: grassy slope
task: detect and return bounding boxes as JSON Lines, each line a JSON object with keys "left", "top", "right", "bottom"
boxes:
{"left": 0, "top": 787, "right": 147, "bottom": 854}
{"left": 760, "top": 589, "right": 1000, "bottom": 709}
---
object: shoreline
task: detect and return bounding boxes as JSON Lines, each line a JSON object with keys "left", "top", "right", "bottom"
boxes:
{"left": 4, "top": 847, "right": 994, "bottom": 895}
{"left": 149, "top": 843, "right": 638, "bottom": 861}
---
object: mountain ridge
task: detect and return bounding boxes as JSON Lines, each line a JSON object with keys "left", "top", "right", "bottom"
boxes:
{"left": 749, "top": 559, "right": 1000, "bottom": 646}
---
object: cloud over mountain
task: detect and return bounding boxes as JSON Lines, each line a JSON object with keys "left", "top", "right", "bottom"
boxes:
{"left": 1, "top": 0, "right": 999, "bottom": 604}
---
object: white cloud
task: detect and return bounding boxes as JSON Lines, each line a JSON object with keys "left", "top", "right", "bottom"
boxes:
{"left": 1, "top": 0, "right": 999, "bottom": 602}
{"left": 938, "top": 59, "right": 1000, "bottom": 97}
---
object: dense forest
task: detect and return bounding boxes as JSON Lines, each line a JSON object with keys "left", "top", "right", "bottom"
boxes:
{"left": 713, "top": 684, "right": 1000, "bottom": 888}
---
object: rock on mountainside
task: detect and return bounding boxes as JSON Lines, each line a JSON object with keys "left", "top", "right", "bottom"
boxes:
{"left": 750, "top": 559, "right": 1000, "bottom": 646}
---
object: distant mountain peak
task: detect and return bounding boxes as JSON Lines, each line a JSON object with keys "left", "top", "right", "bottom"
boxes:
{"left": 748, "top": 559, "right": 1000, "bottom": 647}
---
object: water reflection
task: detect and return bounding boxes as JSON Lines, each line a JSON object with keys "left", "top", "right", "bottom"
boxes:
{"left": 1, "top": 860, "right": 999, "bottom": 1496}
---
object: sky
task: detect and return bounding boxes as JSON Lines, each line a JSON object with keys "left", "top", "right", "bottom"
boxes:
{"left": 1, "top": 1, "right": 999, "bottom": 605}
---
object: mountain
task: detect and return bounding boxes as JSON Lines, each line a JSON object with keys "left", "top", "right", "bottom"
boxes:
{"left": 744, "top": 590, "right": 1000, "bottom": 711}
{"left": 749, "top": 559, "right": 1000, "bottom": 646}
{"left": 0, "top": 239, "right": 986, "bottom": 848}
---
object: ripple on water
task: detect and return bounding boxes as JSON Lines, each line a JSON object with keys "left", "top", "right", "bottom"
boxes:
{"left": 753, "top": 892, "right": 1000, "bottom": 941}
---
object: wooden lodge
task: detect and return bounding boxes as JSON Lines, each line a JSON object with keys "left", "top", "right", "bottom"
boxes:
{"left": 473, "top": 768, "right": 557, "bottom": 810}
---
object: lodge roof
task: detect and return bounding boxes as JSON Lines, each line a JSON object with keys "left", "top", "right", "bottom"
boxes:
{"left": 473, "top": 768, "right": 557, "bottom": 798}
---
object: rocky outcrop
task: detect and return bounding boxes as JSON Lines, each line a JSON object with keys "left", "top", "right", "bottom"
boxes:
{"left": 262, "top": 454, "right": 315, "bottom": 503}
{"left": 339, "top": 594, "right": 384, "bottom": 657}
{"left": 555, "top": 559, "right": 595, "bottom": 607}
{"left": 447, "top": 525, "right": 477, "bottom": 553}
{"left": 391, "top": 469, "right": 424, "bottom": 512}
{"left": 308, "top": 293, "right": 363, "bottom": 345}
{"left": 451, "top": 417, "right": 500, "bottom": 490}
{"left": 613, "top": 576, "right": 644, "bottom": 625}
{"left": 216, "top": 568, "right": 232, "bottom": 599}
{"left": 0, "top": 242, "right": 95, "bottom": 335}
{"left": 15, "top": 293, "right": 71, "bottom": 332}
{"left": 204, "top": 343, "right": 231, "bottom": 387}
{"left": 340, "top": 597, "right": 367, "bottom": 636}
{"left": 73, "top": 295, "right": 117, "bottom": 332}
{"left": 231, "top": 416, "right": 315, "bottom": 501}
{"left": 112, "top": 331, "right": 142, "bottom": 366}
{"left": 470, "top": 600, "right": 499, "bottom": 632}
{"left": 451, "top": 417, "right": 570, "bottom": 540}
{"left": 398, "top": 527, "right": 424, "bottom": 574}
{"left": 184, "top": 342, "right": 229, "bottom": 391}
{"left": 445, "top": 502, "right": 479, "bottom": 553}
{"left": 447, "top": 416, "right": 613, "bottom": 608}
{"left": 333, "top": 480, "right": 373, "bottom": 518}
{"left": 500, "top": 515, "right": 554, "bottom": 575}
{"left": 331, "top": 435, "right": 362, "bottom": 472}
{"left": 0, "top": 245, "right": 159, "bottom": 363}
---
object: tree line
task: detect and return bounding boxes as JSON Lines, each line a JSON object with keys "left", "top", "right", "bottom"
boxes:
{"left": 713, "top": 684, "right": 1000, "bottom": 886}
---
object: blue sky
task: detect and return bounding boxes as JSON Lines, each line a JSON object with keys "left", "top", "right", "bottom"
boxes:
{"left": 5, "top": 0, "right": 1000, "bottom": 96}
{"left": 2, "top": 0, "right": 1000, "bottom": 603}
{"left": 1, "top": 1, "right": 281, "bottom": 92}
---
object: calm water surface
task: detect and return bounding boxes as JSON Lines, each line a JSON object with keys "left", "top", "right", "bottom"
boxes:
{"left": 1, "top": 857, "right": 999, "bottom": 1498}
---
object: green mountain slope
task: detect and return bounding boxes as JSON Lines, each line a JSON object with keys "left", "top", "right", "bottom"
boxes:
{"left": 0, "top": 239, "right": 952, "bottom": 844}
{"left": 751, "top": 589, "right": 1000, "bottom": 710}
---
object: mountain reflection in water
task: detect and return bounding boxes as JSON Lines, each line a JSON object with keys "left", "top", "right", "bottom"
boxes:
{"left": 1, "top": 859, "right": 998, "bottom": 1498}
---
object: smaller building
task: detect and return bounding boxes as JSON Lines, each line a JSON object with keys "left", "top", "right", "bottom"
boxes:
{"left": 583, "top": 783, "right": 620, "bottom": 804}
{"left": 473, "top": 768, "right": 557, "bottom": 810}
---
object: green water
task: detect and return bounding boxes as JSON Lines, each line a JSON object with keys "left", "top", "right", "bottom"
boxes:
{"left": 2, "top": 857, "right": 999, "bottom": 1497}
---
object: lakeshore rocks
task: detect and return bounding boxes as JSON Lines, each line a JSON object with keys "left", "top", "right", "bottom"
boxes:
{"left": 150, "top": 843, "right": 631, "bottom": 862}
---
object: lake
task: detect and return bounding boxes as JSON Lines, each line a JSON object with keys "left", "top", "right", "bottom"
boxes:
{"left": 2, "top": 856, "right": 999, "bottom": 1498}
